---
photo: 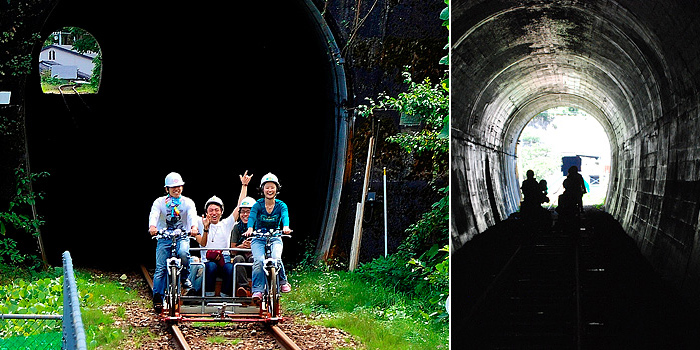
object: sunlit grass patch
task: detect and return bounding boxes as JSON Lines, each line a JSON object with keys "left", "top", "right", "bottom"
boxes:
{"left": 284, "top": 269, "right": 448, "bottom": 349}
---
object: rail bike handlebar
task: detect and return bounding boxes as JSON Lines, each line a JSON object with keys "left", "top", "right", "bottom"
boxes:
{"left": 151, "top": 228, "right": 194, "bottom": 240}
{"left": 251, "top": 229, "right": 292, "bottom": 239}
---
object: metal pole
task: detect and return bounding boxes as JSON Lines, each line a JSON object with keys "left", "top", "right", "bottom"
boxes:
{"left": 383, "top": 167, "right": 388, "bottom": 257}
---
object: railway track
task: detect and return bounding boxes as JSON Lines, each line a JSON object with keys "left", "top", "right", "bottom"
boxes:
{"left": 454, "top": 208, "right": 700, "bottom": 349}
{"left": 461, "top": 212, "right": 607, "bottom": 349}
{"left": 140, "top": 265, "right": 301, "bottom": 350}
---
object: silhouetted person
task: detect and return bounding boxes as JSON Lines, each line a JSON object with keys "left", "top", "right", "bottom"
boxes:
{"left": 563, "top": 166, "right": 586, "bottom": 214}
{"left": 521, "top": 170, "right": 542, "bottom": 214}
{"left": 539, "top": 179, "right": 550, "bottom": 204}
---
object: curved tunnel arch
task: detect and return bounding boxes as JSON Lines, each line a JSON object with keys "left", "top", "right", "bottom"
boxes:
{"left": 24, "top": 0, "right": 349, "bottom": 268}
{"left": 452, "top": 0, "right": 700, "bottom": 302}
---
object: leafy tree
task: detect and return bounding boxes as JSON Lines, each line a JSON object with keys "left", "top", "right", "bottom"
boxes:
{"left": 517, "top": 131, "right": 559, "bottom": 183}
{"left": 357, "top": 70, "right": 448, "bottom": 177}
{"left": 354, "top": 0, "right": 449, "bottom": 320}
{"left": 0, "top": 167, "right": 48, "bottom": 267}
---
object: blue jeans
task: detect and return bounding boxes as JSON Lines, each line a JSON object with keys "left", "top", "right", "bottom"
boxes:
{"left": 153, "top": 236, "right": 190, "bottom": 300}
{"left": 189, "top": 262, "right": 203, "bottom": 292}
{"left": 251, "top": 236, "right": 288, "bottom": 293}
{"left": 205, "top": 261, "right": 234, "bottom": 296}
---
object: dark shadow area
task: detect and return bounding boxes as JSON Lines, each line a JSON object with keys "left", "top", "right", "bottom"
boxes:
{"left": 452, "top": 208, "right": 700, "bottom": 349}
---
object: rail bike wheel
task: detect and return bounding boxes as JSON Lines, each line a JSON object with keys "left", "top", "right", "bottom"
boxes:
{"left": 167, "top": 265, "right": 179, "bottom": 317}
{"left": 270, "top": 266, "right": 279, "bottom": 318}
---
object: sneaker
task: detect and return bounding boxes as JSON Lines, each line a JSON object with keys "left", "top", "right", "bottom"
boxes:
{"left": 280, "top": 283, "right": 292, "bottom": 293}
{"left": 182, "top": 279, "right": 193, "bottom": 290}
{"left": 252, "top": 292, "right": 263, "bottom": 301}
{"left": 154, "top": 303, "right": 163, "bottom": 314}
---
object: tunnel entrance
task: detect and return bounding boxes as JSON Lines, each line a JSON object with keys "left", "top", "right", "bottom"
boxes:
{"left": 24, "top": 0, "right": 348, "bottom": 269}
{"left": 516, "top": 107, "right": 611, "bottom": 209}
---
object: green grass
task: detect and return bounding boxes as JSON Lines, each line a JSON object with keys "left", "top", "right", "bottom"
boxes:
{"left": 74, "top": 271, "right": 144, "bottom": 349}
{"left": 1, "top": 267, "right": 448, "bottom": 349}
{"left": 284, "top": 269, "right": 448, "bottom": 350}
{"left": 206, "top": 335, "right": 240, "bottom": 345}
{"left": 40, "top": 82, "right": 98, "bottom": 94}
{"left": 0, "top": 268, "right": 148, "bottom": 349}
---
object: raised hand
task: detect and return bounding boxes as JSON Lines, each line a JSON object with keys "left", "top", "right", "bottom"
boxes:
{"left": 240, "top": 170, "right": 253, "bottom": 186}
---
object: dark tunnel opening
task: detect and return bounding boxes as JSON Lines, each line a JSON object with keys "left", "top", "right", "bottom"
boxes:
{"left": 24, "top": 0, "right": 344, "bottom": 270}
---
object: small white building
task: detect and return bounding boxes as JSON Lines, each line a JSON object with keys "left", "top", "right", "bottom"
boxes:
{"left": 38, "top": 44, "right": 97, "bottom": 80}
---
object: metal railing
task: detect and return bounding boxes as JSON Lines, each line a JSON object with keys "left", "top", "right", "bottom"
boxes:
{"left": 0, "top": 251, "right": 87, "bottom": 350}
{"left": 61, "top": 251, "right": 87, "bottom": 350}
{"left": 0, "top": 313, "right": 62, "bottom": 349}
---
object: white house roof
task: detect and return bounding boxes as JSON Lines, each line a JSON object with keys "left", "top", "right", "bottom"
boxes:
{"left": 41, "top": 44, "right": 98, "bottom": 59}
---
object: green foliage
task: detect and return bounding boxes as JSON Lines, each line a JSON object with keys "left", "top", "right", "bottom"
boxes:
{"left": 351, "top": 2, "right": 450, "bottom": 327}
{"left": 0, "top": 167, "right": 48, "bottom": 266}
{"left": 440, "top": 0, "right": 449, "bottom": 66}
{"left": 355, "top": 245, "right": 448, "bottom": 324}
{"left": 0, "top": 32, "right": 40, "bottom": 77}
{"left": 357, "top": 70, "right": 449, "bottom": 175}
{"left": 0, "top": 270, "right": 142, "bottom": 349}
{"left": 285, "top": 270, "right": 448, "bottom": 349}
{"left": 0, "top": 278, "right": 63, "bottom": 314}
{"left": 517, "top": 129, "right": 559, "bottom": 183}
{"left": 40, "top": 70, "right": 98, "bottom": 94}
{"left": 348, "top": 184, "right": 448, "bottom": 326}
{"left": 528, "top": 112, "right": 555, "bottom": 129}
{"left": 64, "top": 27, "right": 102, "bottom": 90}
{"left": 398, "top": 186, "right": 448, "bottom": 255}
{"left": 0, "top": 278, "right": 63, "bottom": 339}
{"left": 349, "top": 185, "right": 449, "bottom": 322}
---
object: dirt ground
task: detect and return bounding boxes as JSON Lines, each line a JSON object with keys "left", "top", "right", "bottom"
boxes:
{"left": 108, "top": 271, "right": 362, "bottom": 349}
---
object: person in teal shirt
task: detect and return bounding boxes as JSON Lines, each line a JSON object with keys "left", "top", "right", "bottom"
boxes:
{"left": 243, "top": 172, "right": 292, "bottom": 300}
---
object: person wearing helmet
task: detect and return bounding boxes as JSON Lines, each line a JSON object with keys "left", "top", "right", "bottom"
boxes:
{"left": 243, "top": 172, "right": 293, "bottom": 300}
{"left": 229, "top": 196, "right": 256, "bottom": 297}
{"left": 189, "top": 170, "right": 253, "bottom": 297}
{"left": 148, "top": 172, "right": 199, "bottom": 312}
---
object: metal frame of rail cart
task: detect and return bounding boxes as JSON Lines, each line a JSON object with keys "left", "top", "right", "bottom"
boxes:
{"left": 160, "top": 245, "right": 287, "bottom": 325}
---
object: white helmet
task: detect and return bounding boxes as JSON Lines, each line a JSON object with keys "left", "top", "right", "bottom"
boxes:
{"left": 204, "top": 195, "right": 224, "bottom": 213}
{"left": 164, "top": 172, "right": 185, "bottom": 187}
{"left": 260, "top": 172, "right": 281, "bottom": 190}
{"left": 239, "top": 197, "right": 256, "bottom": 208}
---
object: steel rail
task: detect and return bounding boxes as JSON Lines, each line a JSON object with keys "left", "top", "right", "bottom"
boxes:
{"left": 268, "top": 324, "right": 302, "bottom": 350}
{"left": 171, "top": 324, "right": 191, "bottom": 350}
{"left": 141, "top": 265, "right": 191, "bottom": 350}
{"left": 141, "top": 264, "right": 154, "bottom": 290}
{"left": 141, "top": 264, "right": 301, "bottom": 350}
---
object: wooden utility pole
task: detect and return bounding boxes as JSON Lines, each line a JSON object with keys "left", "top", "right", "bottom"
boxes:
{"left": 349, "top": 136, "right": 374, "bottom": 271}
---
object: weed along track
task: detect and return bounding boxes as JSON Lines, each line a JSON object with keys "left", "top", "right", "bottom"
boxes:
{"left": 138, "top": 264, "right": 351, "bottom": 349}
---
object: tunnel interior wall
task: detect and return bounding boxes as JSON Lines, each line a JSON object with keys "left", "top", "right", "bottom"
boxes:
{"left": 452, "top": 0, "right": 700, "bottom": 305}
{"left": 451, "top": 132, "right": 519, "bottom": 248}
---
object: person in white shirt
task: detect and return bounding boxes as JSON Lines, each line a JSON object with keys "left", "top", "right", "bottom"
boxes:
{"left": 148, "top": 172, "right": 199, "bottom": 312}
{"left": 190, "top": 171, "right": 252, "bottom": 297}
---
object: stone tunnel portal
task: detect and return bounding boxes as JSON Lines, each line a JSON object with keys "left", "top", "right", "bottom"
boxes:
{"left": 23, "top": 0, "right": 349, "bottom": 269}
{"left": 451, "top": 0, "right": 700, "bottom": 305}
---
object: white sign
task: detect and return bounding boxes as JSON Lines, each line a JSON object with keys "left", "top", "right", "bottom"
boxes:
{"left": 0, "top": 91, "right": 10, "bottom": 104}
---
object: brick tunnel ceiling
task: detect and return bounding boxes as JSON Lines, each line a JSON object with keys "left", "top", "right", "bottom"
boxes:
{"left": 452, "top": 2, "right": 668, "bottom": 153}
